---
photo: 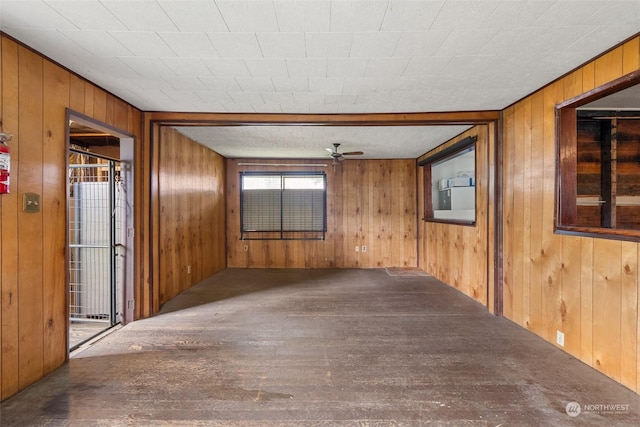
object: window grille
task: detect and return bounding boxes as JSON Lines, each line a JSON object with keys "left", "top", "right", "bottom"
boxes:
{"left": 240, "top": 172, "right": 326, "bottom": 240}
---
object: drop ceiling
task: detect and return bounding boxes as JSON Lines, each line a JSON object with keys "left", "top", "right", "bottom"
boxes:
{"left": 1, "top": 1, "right": 639, "bottom": 159}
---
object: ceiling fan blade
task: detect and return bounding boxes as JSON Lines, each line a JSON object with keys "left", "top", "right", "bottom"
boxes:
{"left": 326, "top": 147, "right": 335, "bottom": 153}
{"left": 342, "top": 151, "right": 364, "bottom": 156}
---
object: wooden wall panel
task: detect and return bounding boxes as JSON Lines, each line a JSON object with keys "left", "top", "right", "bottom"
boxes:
{"left": 226, "top": 158, "right": 417, "bottom": 269}
{"left": 417, "top": 126, "right": 491, "bottom": 306}
{"left": 42, "top": 60, "right": 68, "bottom": 374}
{"left": 1, "top": 35, "right": 20, "bottom": 400}
{"left": 17, "top": 46, "right": 45, "bottom": 390}
{"left": 0, "top": 35, "right": 145, "bottom": 401}
{"left": 502, "top": 35, "right": 640, "bottom": 393}
{"left": 157, "top": 128, "right": 226, "bottom": 307}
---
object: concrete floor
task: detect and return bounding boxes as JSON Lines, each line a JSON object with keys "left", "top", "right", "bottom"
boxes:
{"left": 1, "top": 268, "right": 639, "bottom": 426}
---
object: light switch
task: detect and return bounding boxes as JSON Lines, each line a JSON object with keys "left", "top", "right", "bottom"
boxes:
{"left": 23, "top": 192, "right": 40, "bottom": 213}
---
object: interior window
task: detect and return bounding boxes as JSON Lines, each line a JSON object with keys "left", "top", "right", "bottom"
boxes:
{"left": 556, "top": 71, "right": 640, "bottom": 239}
{"left": 419, "top": 136, "right": 477, "bottom": 225}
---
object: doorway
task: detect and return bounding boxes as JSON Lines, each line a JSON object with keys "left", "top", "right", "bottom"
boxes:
{"left": 67, "top": 113, "right": 135, "bottom": 351}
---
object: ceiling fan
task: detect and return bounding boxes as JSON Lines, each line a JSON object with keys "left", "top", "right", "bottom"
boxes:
{"left": 326, "top": 143, "right": 364, "bottom": 165}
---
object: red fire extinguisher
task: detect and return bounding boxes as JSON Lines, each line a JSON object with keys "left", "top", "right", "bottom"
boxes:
{"left": 0, "top": 133, "right": 11, "bottom": 194}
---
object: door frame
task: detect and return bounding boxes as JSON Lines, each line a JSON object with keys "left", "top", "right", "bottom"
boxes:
{"left": 65, "top": 110, "right": 136, "bottom": 337}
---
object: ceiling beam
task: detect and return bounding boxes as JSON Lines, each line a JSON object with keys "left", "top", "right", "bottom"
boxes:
{"left": 147, "top": 111, "right": 501, "bottom": 127}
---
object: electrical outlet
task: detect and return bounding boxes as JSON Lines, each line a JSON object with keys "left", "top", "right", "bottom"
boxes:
{"left": 556, "top": 330, "right": 564, "bottom": 347}
{"left": 355, "top": 246, "right": 359, "bottom": 252}
{"left": 361, "top": 245, "right": 367, "bottom": 253}
{"left": 187, "top": 265, "right": 191, "bottom": 274}
{"left": 243, "top": 245, "right": 248, "bottom": 252}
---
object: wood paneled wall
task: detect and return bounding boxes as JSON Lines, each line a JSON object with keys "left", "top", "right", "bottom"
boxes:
{"left": 226, "top": 158, "right": 417, "bottom": 268}
{"left": 156, "top": 128, "right": 226, "bottom": 307}
{"left": 0, "top": 35, "right": 146, "bottom": 400}
{"left": 417, "top": 126, "right": 493, "bottom": 308}
{"left": 502, "top": 36, "right": 640, "bottom": 392}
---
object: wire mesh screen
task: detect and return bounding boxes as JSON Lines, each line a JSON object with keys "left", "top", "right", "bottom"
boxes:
{"left": 240, "top": 172, "right": 326, "bottom": 240}
{"left": 68, "top": 154, "right": 124, "bottom": 330}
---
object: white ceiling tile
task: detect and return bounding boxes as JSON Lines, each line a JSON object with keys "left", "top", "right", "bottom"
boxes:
{"left": 73, "top": 56, "right": 139, "bottom": 80}
{"left": 0, "top": 0, "right": 77, "bottom": 30}
{"left": 434, "top": 29, "right": 500, "bottom": 57}
{"left": 583, "top": 1, "right": 640, "bottom": 25}
{"left": 478, "top": 28, "right": 539, "bottom": 56}
{"left": 326, "top": 58, "right": 369, "bottom": 78}
{"left": 293, "top": 92, "right": 326, "bottom": 104}
{"left": 402, "top": 57, "right": 451, "bottom": 77}
{"left": 330, "top": 1, "right": 389, "bottom": 31}
{"left": 481, "top": 0, "right": 553, "bottom": 29}
{"left": 525, "top": 26, "right": 593, "bottom": 54}
{"left": 257, "top": 33, "right": 306, "bottom": 58}
{"left": 244, "top": 59, "right": 289, "bottom": 78}
{"left": 198, "top": 77, "right": 242, "bottom": 91}
{"left": 430, "top": 1, "right": 501, "bottom": 30}
{"left": 58, "top": 30, "right": 130, "bottom": 56}
{"left": 209, "top": 33, "right": 263, "bottom": 58}
{"left": 195, "top": 91, "right": 233, "bottom": 104}
{"left": 260, "top": 92, "right": 294, "bottom": 104}
{"left": 227, "top": 92, "right": 265, "bottom": 104}
{"left": 159, "top": 33, "right": 219, "bottom": 58}
{"left": 380, "top": 0, "right": 444, "bottom": 31}
{"left": 341, "top": 78, "right": 379, "bottom": 94}
{"left": 350, "top": 32, "right": 401, "bottom": 58}
{"left": 110, "top": 32, "right": 175, "bottom": 57}
{"left": 393, "top": 30, "right": 450, "bottom": 57}
{"left": 308, "top": 78, "right": 343, "bottom": 95}
{"left": 216, "top": 0, "right": 279, "bottom": 32}
{"left": 117, "top": 56, "right": 175, "bottom": 78}
{"left": 274, "top": 0, "right": 331, "bottom": 32}
{"left": 161, "top": 89, "right": 203, "bottom": 104}
{"left": 305, "top": 32, "right": 352, "bottom": 58}
{"left": 47, "top": 1, "right": 128, "bottom": 31}
{"left": 272, "top": 77, "right": 310, "bottom": 92}
{"left": 161, "top": 57, "right": 212, "bottom": 77}
{"left": 324, "top": 94, "right": 356, "bottom": 105}
{"left": 568, "top": 25, "right": 640, "bottom": 53}
{"left": 157, "top": 0, "right": 229, "bottom": 32}
{"left": 364, "top": 58, "right": 409, "bottom": 78}
{"left": 235, "top": 77, "right": 275, "bottom": 92}
{"left": 201, "top": 58, "right": 251, "bottom": 77}
{"left": 102, "top": 0, "right": 178, "bottom": 31}
{"left": 286, "top": 59, "right": 327, "bottom": 78}
{"left": 535, "top": 1, "right": 610, "bottom": 27}
{"left": 253, "top": 103, "right": 284, "bottom": 113}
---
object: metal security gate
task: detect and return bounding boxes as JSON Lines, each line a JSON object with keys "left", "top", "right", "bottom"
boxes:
{"left": 68, "top": 150, "right": 125, "bottom": 349}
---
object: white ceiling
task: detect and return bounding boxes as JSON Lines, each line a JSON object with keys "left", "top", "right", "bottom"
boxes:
{"left": 1, "top": 0, "right": 639, "bottom": 159}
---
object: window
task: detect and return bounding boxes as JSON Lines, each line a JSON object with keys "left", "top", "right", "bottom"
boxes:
{"left": 240, "top": 172, "right": 326, "bottom": 240}
{"left": 419, "top": 136, "right": 477, "bottom": 225}
{"left": 556, "top": 71, "right": 640, "bottom": 239}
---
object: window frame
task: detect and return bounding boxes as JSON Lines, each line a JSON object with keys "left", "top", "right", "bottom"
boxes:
{"left": 418, "top": 135, "right": 477, "bottom": 226}
{"left": 240, "top": 171, "right": 327, "bottom": 240}
{"left": 555, "top": 69, "right": 640, "bottom": 241}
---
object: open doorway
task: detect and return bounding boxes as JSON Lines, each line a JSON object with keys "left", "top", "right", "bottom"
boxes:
{"left": 67, "top": 112, "right": 135, "bottom": 351}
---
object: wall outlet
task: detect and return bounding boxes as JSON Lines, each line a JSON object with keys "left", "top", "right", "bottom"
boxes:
{"left": 361, "top": 245, "right": 367, "bottom": 253}
{"left": 187, "top": 265, "right": 191, "bottom": 274}
{"left": 556, "top": 330, "right": 564, "bottom": 347}
{"left": 355, "top": 246, "right": 359, "bottom": 252}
